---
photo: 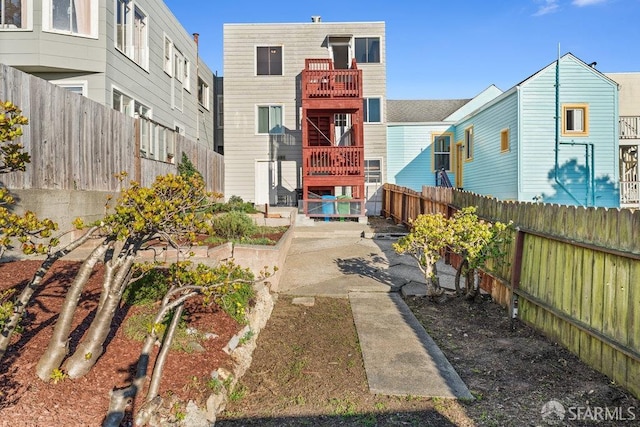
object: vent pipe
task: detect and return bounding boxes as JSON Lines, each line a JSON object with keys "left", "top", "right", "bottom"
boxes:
{"left": 311, "top": 15, "right": 321, "bottom": 23}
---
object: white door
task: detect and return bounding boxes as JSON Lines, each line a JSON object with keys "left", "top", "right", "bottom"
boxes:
{"left": 255, "top": 160, "right": 277, "bottom": 206}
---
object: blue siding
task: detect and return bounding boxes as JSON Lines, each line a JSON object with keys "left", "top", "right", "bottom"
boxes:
{"left": 387, "top": 124, "right": 454, "bottom": 191}
{"left": 454, "top": 91, "right": 519, "bottom": 200}
{"left": 519, "top": 55, "right": 619, "bottom": 207}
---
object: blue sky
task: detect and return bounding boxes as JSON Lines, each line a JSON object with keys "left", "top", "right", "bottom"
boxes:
{"left": 164, "top": 0, "right": 640, "bottom": 100}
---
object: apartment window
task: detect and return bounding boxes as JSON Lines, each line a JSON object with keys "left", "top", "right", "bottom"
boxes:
{"left": 465, "top": 126, "right": 474, "bottom": 160}
{"left": 1, "top": 0, "right": 30, "bottom": 29}
{"left": 355, "top": 37, "right": 380, "bottom": 63}
{"left": 183, "top": 59, "right": 191, "bottom": 92}
{"left": 134, "top": 100, "right": 150, "bottom": 118}
{"left": 115, "top": 0, "right": 148, "bottom": 68}
{"left": 433, "top": 134, "right": 452, "bottom": 171}
{"left": 163, "top": 35, "right": 172, "bottom": 75}
{"left": 43, "top": 0, "right": 96, "bottom": 37}
{"left": 112, "top": 89, "right": 133, "bottom": 116}
{"left": 197, "top": 77, "right": 209, "bottom": 109}
{"left": 500, "top": 128, "right": 510, "bottom": 152}
{"left": 363, "top": 98, "right": 381, "bottom": 123}
{"left": 256, "top": 46, "right": 282, "bottom": 76}
{"left": 562, "top": 104, "right": 589, "bottom": 136}
{"left": 174, "top": 49, "right": 184, "bottom": 82}
{"left": 52, "top": 79, "right": 87, "bottom": 97}
{"left": 216, "top": 94, "right": 224, "bottom": 129}
{"left": 257, "top": 105, "right": 283, "bottom": 134}
{"left": 364, "top": 159, "right": 382, "bottom": 184}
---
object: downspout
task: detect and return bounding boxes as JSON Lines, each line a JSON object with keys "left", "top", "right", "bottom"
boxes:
{"left": 554, "top": 47, "right": 583, "bottom": 206}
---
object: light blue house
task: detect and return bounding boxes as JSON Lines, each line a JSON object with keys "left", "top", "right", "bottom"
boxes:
{"left": 387, "top": 53, "right": 620, "bottom": 208}
{"left": 387, "top": 86, "right": 502, "bottom": 191}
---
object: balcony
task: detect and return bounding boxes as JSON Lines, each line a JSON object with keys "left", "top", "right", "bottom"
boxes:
{"left": 620, "top": 116, "right": 640, "bottom": 139}
{"left": 304, "top": 146, "right": 363, "bottom": 177}
{"left": 302, "top": 59, "right": 362, "bottom": 99}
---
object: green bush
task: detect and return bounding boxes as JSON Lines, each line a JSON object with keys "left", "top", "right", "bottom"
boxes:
{"left": 123, "top": 269, "right": 170, "bottom": 306}
{"left": 213, "top": 211, "right": 258, "bottom": 240}
{"left": 217, "top": 281, "right": 255, "bottom": 324}
{"left": 210, "top": 195, "right": 259, "bottom": 214}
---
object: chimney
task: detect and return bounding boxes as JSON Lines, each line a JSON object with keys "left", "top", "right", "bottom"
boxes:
{"left": 311, "top": 16, "right": 321, "bottom": 23}
{"left": 193, "top": 33, "right": 199, "bottom": 45}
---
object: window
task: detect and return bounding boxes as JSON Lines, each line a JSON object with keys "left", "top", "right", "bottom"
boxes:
{"left": 465, "top": 126, "right": 474, "bottom": 160}
{"left": 500, "top": 128, "right": 510, "bottom": 152}
{"left": 163, "top": 35, "right": 172, "bottom": 75}
{"left": 364, "top": 159, "right": 382, "bottom": 184}
{"left": 257, "top": 105, "right": 283, "bottom": 134}
{"left": 51, "top": 79, "right": 87, "bottom": 97}
{"left": 197, "top": 77, "right": 209, "bottom": 109}
{"left": 112, "top": 89, "right": 133, "bottom": 116}
{"left": 433, "top": 134, "right": 452, "bottom": 171}
{"left": 115, "top": 0, "right": 148, "bottom": 68}
{"left": 355, "top": 37, "right": 380, "bottom": 63}
{"left": 183, "top": 59, "right": 191, "bottom": 92}
{"left": 43, "top": 0, "right": 96, "bottom": 36}
{"left": 363, "top": 98, "right": 381, "bottom": 123}
{"left": 562, "top": 104, "right": 589, "bottom": 136}
{"left": 1, "top": 0, "right": 30, "bottom": 30}
{"left": 216, "top": 94, "right": 224, "bottom": 129}
{"left": 256, "top": 46, "right": 282, "bottom": 76}
{"left": 174, "top": 48, "right": 184, "bottom": 82}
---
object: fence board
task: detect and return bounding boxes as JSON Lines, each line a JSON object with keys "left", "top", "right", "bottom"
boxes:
{"left": 385, "top": 183, "right": 640, "bottom": 399}
{"left": 0, "top": 64, "right": 223, "bottom": 194}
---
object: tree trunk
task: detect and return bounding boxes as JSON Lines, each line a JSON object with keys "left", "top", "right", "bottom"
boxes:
{"left": 465, "top": 268, "right": 479, "bottom": 300}
{"left": 0, "top": 227, "right": 99, "bottom": 360}
{"left": 36, "top": 239, "right": 111, "bottom": 381}
{"left": 454, "top": 258, "right": 468, "bottom": 295}
{"left": 145, "top": 303, "right": 184, "bottom": 405}
{"left": 63, "top": 254, "right": 135, "bottom": 379}
{"left": 424, "top": 255, "right": 443, "bottom": 298}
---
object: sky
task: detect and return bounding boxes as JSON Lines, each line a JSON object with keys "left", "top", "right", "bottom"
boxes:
{"left": 164, "top": 0, "right": 640, "bottom": 100}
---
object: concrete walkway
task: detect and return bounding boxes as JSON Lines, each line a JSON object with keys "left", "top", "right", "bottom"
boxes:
{"left": 280, "top": 220, "right": 473, "bottom": 399}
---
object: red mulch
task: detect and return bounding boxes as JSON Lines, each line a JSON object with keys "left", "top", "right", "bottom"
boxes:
{"left": 0, "top": 260, "right": 241, "bottom": 426}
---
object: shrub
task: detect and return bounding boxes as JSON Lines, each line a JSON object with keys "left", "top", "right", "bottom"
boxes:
{"left": 210, "top": 195, "right": 259, "bottom": 214}
{"left": 212, "top": 211, "right": 257, "bottom": 240}
{"left": 122, "top": 269, "right": 169, "bottom": 306}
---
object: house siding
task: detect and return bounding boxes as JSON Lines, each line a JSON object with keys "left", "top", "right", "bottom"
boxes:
{"left": 519, "top": 56, "right": 619, "bottom": 207}
{"left": 0, "top": 0, "right": 215, "bottom": 151}
{"left": 455, "top": 91, "right": 519, "bottom": 200}
{"left": 387, "top": 124, "right": 454, "bottom": 191}
{"left": 223, "top": 21, "right": 387, "bottom": 204}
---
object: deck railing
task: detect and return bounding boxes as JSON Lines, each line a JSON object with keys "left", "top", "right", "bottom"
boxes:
{"left": 620, "top": 116, "right": 640, "bottom": 139}
{"left": 620, "top": 180, "right": 640, "bottom": 205}
{"left": 304, "top": 146, "right": 363, "bottom": 176}
{"left": 302, "top": 59, "right": 362, "bottom": 99}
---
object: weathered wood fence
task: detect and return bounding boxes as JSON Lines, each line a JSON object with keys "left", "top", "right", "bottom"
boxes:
{"left": 0, "top": 64, "right": 223, "bottom": 193}
{"left": 382, "top": 183, "right": 640, "bottom": 399}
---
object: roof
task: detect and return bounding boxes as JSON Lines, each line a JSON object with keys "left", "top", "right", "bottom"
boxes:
{"left": 387, "top": 99, "right": 471, "bottom": 123}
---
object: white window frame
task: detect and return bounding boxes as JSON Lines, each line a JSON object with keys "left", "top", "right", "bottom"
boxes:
{"left": 51, "top": 79, "right": 88, "bottom": 97}
{"left": 216, "top": 94, "right": 223, "bottom": 129}
{"left": 183, "top": 59, "right": 191, "bottom": 92}
{"left": 1, "top": 0, "right": 32, "bottom": 30}
{"left": 42, "top": 0, "right": 97, "bottom": 37}
{"left": 257, "top": 105, "right": 284, "bottom": 135}
{"left": 114, "top": 0, "right": 148, "bottom": 70}
{"left": 112, "top": 87, "right": 134, "bottom": 116}
{"left": 174, "top": 48, "right": 184, "bottom": 83}
{"left": 163, "top": 34, "right": 173, "bottom": 76}
{"left": 197, "top": 77, "right": 210, "bottom": 110}
{"left": 364, "top": 158, "right": 383, "bottom": 184}
{"left": 363, "top": 97, "right": 382, "bottom": 123}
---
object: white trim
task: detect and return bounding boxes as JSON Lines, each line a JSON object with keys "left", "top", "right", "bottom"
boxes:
{"left": 51, "top": 79, "right": 88, "bottom": 96}
{"left": 42, "top": 0, "right": 98, "bottom": 39}
{"left": 114, "top": 0, "right": 149, "bottom": 70}
{"left": 256, "top": 104, "right": 284, "bottom": 135}
{"left": 197, "top": 77, "right": 210, "bottom": 110}
{"left": 0, "top": 0, "right": 33, "bottom": 31}
{"left": 363, "top": 96, "right": 383, "bottom": 123}
{"left": 163, "top": 33, "right": 173, "bottom": 76}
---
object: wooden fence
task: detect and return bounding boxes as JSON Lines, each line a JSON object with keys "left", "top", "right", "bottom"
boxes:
{"left": 382, "top": 183, "right": 640, "bottom": 399}
{"left": 0, "top": 64, "right": 223, "bottom": 193}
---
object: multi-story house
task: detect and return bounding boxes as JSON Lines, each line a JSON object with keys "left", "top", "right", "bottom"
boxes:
{"left": 0, "top": 0, "right": 215, "bottom": 157}
{"left": 387, "top": 53, "right": 620, "bottom": 208}
{"left": 223, "top": 18, "right": 387, "bottom": 217}
{"left": 606, "top": 72, "right": 640, "bottom": 208}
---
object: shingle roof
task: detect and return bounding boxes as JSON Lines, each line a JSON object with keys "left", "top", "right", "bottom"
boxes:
{"left": 387, "top": 99, "right": 471, "bottom": 123}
